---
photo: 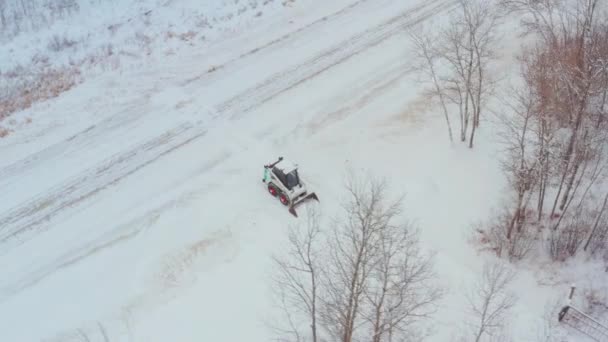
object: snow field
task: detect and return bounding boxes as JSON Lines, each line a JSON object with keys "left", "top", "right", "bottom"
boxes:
{"left": 1, "top": 0, "right": 606, "bottom": 341}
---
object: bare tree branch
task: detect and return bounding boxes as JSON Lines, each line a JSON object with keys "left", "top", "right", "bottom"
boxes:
{"left": 466, "top": 261, "right": 517, "bottom": 342}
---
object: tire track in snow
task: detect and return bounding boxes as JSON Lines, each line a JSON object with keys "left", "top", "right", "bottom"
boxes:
{"left": 180, "top": 0, "right": 374, "bottom": 86}
{"left": 302, "top": 59, "right": 415, "bottom": 136}
{"left": 216, "top": 0, "right": 456, "bottom": 119}
{"left": 0, "top": 0, "right": 451, "bottom": 187}
{"left": 0, "top": 100, "right": 154, "bottom": 190}
{"left": 0, "top": 0, "right": 377, "bottom": 186}
{"left": 0, "top": 123, "right": 207, "bottom": 255}
{"left": 0, "top": 182, "right": 225, "bottom": 301}
{"left": 0, "top": 0, "right": 455, "bottom": 265}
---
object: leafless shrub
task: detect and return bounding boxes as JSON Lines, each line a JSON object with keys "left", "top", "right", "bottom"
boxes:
{"left": 584, "top": 290, "right": 608, "bottom": 318}
{"left": 547, "top": 214, "right": 592, "bottom": 261}
{"left": 464, "top": 261, "right": 518, "bottom": 342}
{"left": 0, "top": 126, "right": 11, "bottom": 138}
{"left": 165, "top": 31, "right": 177, "bottom": 40}
{"left": 47, "top": 34, "right": 77, "bottom": 52}
{"left": 195, "top": 15, "right": 211, "bottom": 29}
{"left": 0, "top": 66, "right": 81, "bottom": 121}
{"left": 135, "top": 32, "right": 152, "bottom": 47}
{"left": 165, "top": 30, "right": 198, "bottom": 42}
{"left": 179, "top": 31, "right": 197, "bottom": 41}
{"left": 474, "top": 207, "right": 539, "bottom": 261}
{"left": 582, "top": 286, "right": 608, "bottom": 317}
{"left": 31, "top": 53, "right": 50, "bottom": 65}
{"left": 107, "top": 23, "right": 122, "bottom": 35}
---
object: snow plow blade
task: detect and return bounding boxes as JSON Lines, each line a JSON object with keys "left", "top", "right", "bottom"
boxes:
{"left": 288, "top": 192, "right": 319, "bottom": 217}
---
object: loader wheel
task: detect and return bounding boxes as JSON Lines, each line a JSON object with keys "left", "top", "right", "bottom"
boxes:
{"left": 279, "top": 193, "right": 290, "bottom": 206}
{"left": 268, "top": 184, "right": 278, "bottom": 197}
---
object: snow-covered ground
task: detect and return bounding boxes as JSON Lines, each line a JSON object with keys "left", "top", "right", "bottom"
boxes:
{"left": 1, "top": 0, "right": 291, "bottom": 70}
{"left": 1, "top": 0, "right": 606, "bottom": 341}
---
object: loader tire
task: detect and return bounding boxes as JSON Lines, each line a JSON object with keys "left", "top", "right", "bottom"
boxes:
{"left": 279, "top": 192, "right": 290, "bottom": 206}
{"left": 268, "top": 183, "right": 278, "bottom": 197}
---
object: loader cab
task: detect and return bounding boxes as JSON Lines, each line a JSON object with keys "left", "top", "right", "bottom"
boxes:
{"left": 272, "top": 160, "right": 301, "bottom": 190}
{"left": 285, "top": 169, "right": 300, "bottom": 190}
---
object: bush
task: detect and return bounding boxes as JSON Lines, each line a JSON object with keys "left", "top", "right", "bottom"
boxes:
{"left": 47, "top": 34, "right": 77, "bottom": 52}
{"left": 0, "top": 66, "right": 81, "bottom": 121}
{"left": 0, "top": 126, "right": 11, "bottom": 138}
{"left": 474, "top": 208, "right": 539, "bottom": 261}
{"left": 547, "top": 215, "right": 591, "bottom": 261}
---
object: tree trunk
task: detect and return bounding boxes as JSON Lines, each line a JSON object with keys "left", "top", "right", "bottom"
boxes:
{"left": 371, "top": 266, "right": 389, "bottom": 342}
{"left": 342, "top": 234, "right": 368, "bottom": 342}
{"left": 596, "top": 83, "right": 607, "bottom": 128}
{"left": 426, "top": 47, "right": 454, "bottom": 143}
{"left": 463, "top": 93, "right": 470, "bottom": 143}
{"left": 559, "top": 130, "right": 588, "bottom": 211}
{"left": 311, "top": 268, "right": 318, "bottom": 342}
{"left": 463, "top": 41, "right": 474, "bottom": 143}
{"left": 508, "top": 191, "right": 524, "bottom": 240}
{"left": 559, "top": 154, "right": 582, "bottom": 211}
{"left": 550, "top": 24, "right": 594, "bottom": 213}
{"left": 551, "top": 93, "right": 587, "bottom": 216}
{"left": 457, "top": 83, "right": 466, "bottom": 142}
{"left": 537, "top": 128, "right": 548, "bottom": 221}
{"left": 584, "top": 191, "right": 608, "bottom": 252}
{"left": 469, "top": 116, "right": 477, "bottom": 148}
{"left": 474, "top": 41, "right": 484, "bottom": 129}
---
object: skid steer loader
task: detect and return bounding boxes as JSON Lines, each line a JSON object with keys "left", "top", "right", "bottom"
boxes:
{"left": 262, "top": 157, "right": 319, "bottom": 217}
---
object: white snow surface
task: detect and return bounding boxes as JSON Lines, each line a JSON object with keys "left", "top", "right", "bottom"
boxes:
{"left": 0, "top": 0, "right": 605, "bottom": 341}
{"left": 1, "top": 0, "right": 288, "bottom": 72}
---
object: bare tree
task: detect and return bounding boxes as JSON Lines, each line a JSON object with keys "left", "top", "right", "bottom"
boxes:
{"left": 496, "top": 82, "right": 539, "bottom": 239}
{"left": 271, "top": 171, "right": 442, "bottom": 342}
{"left": 409, "top": 0, "right": 500, "bottom": 148}
{"left": 465, "top": 261, "right": 517, "bottom": 342}
{"left": 321, "top": 174, "right": 393, "bottom": 342}
{"left": 364, "top": 214, "right": 443, "bottom": 342}
{"left": 271, "top": 207, "right": 323, "bottom": 342}
{"left": 410, "top": 30, "right": 454, "bottom": 143}
{"left": 461, "top": 0, "right": 501, "bottom": 147}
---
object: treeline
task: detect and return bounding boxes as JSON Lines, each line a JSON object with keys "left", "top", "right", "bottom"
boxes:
{"left": 480, "top": 0, "right": 608, "bottom": 262}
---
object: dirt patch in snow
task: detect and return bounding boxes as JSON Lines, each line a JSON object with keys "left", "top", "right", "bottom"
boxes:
{"left": 374, "top": 91, "right": 430, "bottom": 135}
